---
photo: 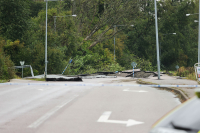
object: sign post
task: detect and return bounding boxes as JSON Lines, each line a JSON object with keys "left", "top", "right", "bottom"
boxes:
{"left": 20, "top": 61, "right": 25, "bottom": 78}
{"left": 175, "top": 65, "right": 179, "bottom": 71}
{"left": 62, "top": 59, "right": 73, "bottom": 75}
{"left": 131, "top": 62, "right": 137, "bottom": 78}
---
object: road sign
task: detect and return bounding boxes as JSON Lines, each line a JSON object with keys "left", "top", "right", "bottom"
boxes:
{"left": 131, "top": 62, "right": 137, "bottom": 67}
{"left": 175, "top": 65, "right": 179, "bottom": 70}
{"left": 197, "top": 67, "right": 200, "bottom": 81}
{"left": 194, "top": 63, "right": 200, "bottom": 81}
{"left": 20, "top": 61, "right": 25, "bottom": 66}
{"left": 131, "top": 62, "right": 137, "bottom": 78}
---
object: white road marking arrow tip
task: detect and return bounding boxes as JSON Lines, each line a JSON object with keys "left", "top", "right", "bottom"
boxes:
{"left": 123, "top": 89, "right": 148, "bottom": 92}
{"left": 138, "top": 90, "right": 148, "bottom": 92}
{"left": 126, "top": 119, "right": 144, "bottom": 127}
{"left": 97, "top": 111, "right": 144, "bottom": 127}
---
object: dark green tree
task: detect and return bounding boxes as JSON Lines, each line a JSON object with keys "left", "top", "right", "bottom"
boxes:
{"left": 0, "top": 0, "right": 30, "bottom": 41}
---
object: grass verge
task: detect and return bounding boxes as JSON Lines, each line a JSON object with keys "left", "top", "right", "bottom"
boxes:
{"left": 0, "top": 80, "right": 9, "bottom": 83}
{"left": 26, "top": 78, "right": 46, "bottom": 81}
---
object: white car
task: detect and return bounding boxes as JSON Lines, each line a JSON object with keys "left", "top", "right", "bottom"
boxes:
{"left": 149, "top": 89, "right": 200, "bottom": 133}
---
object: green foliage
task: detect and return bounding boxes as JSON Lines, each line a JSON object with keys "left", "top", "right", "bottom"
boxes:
{"left": 3, "top": 40, "right": 25, "bottom": 66}
{"left": 1, "top": 0, "right": 200, "bottom": 79}
{"left": 65, "top": 41, "right": 125, "bottom": 75}
{"left": 125, "top": 0, "right": 198, "bottom": 70}
{"left": 0, "top": 38, "right": 15, "bottom": 80}
{"left": 118, "top": 52, "right": 154, "bottom": 71}
{"left": 176, "top": 66, "right": 196, "bottom": 80}
{"left": 29, "top": 1, "right": 44, "bottom": 18}
{"left": 0, "top": 0, "right": 30, "bottom": 41}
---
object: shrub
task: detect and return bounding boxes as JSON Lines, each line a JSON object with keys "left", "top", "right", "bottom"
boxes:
{"left": 176, "top": 66, "right": 196, "bottom": 80}
{"left": 0, "top": 39, "right": 15, "bottom": 80}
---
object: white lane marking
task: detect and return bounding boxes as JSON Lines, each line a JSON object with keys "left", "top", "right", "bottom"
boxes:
{"left": 97, "top": 111, "right": 144, "bottom": 127}
{"left": 123, "top": 88, "right": 148, "bottom": 92}
{"left": 28, "top": 95, "right": 79, "bottom": 128}
{"left": 38, "top": 89, "right": 44, "bottom": 91}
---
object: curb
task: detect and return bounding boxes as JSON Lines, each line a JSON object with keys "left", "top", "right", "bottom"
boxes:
{"left": 136, "top": 79, "right": 189, "bottom": 103}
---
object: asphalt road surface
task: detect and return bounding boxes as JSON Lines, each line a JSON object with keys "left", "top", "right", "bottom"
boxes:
{"left": 0, "top": 77, "right": 181, "bottom": 133}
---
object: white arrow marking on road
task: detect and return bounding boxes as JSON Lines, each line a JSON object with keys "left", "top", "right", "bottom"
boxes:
{"left": 123, "top": 88, "right": 148, "bottom": 92}
{"left": 97, "top": 111, "right": 144, "bottom": 127}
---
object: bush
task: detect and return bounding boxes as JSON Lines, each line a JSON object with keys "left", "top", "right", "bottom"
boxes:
{"left": 176, "top": 66, "right": 196, "bottom": 80}
{"left": 0, "top": 39, "right": 15, "bottom": 80}
{"left": 117, "top": 53, "right": 154, "bottom": 71}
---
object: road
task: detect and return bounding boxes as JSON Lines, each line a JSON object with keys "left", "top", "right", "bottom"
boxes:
{"left": 0, "top": 77, "right": 181, "bottom": 133}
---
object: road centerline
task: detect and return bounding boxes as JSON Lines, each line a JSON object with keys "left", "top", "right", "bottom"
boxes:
{"left": 27, "top": 95, "right": 79, "bottom": 128}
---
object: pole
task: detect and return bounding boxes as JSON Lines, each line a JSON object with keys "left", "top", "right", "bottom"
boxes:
{"left": 62, "top": 63, "right": 70, "bottom": 75}
{"left": 198, "top": 0, "right": 200, "bottom": 64}
{"left": 45, "top": 1, "right": 48, "bottom": 79}
{"left": 114, "top": 25, "right": 116, "bottom": 62}
{"left": 154, "top": 0, "right": 160, "bottom": 79}
{"left": 160, "top": 42, "right": 161, "bottom": 63}
{"left": 133, "top": 67, "right": 134, "bottom": 78}
{"left": 62, "top": 59, "right": 72, "bottom": 75}
{"left": 22, "top": 65, "right": 23, "bottom": 78}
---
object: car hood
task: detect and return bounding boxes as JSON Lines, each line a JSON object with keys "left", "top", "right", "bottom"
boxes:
{"left": 171, "top": 99, "right": 200, "bottom": 131}
{"left": 155, "top": 97, "right": 200, "bottom": 131}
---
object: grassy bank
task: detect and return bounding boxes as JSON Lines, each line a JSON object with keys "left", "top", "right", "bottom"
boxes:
{"left": 168, "top": 66, "right": 196, "bottom": 81}
{"left": 0, "top": 80, "right": 9, "bottom": 83}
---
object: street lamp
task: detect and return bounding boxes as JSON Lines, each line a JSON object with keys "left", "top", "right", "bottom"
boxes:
{"left": 186, "top": 12, "right": 200, "bottom": 64}
{"left": 44, "top": 0, "right": 58, "bottom": 79}
{"left": 186, "top": 13, "right": 199, "bottom": 16}
{"left": 113, "top": 25, "right": 134, "bottom": 62}
{"left": 53, "top": 15, "right": 77, "bottom": 32}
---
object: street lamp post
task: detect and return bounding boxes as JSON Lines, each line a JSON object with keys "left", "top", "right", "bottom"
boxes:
{"left": 113, "top": 25, "right": 134, "bottom": 62}
{"left": 114, "top": 25, "right": 116, "bottom": 62}
{"left": 154, "top": 0, "right": 160, "bottom": 79}
{"left": 44, "top": 0, "right": 58, "bottom": 79}
{"left": 20, "top": 61, "right": 25, "bottom": 78}
{"left": 53, "top": 15, "right": 77, "bottom": 32}
{"left": 186, "top": 12, "right": 200, "bottom": 64}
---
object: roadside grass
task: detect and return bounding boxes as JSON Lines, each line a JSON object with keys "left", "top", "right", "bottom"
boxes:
{"left": 0, "top": 80, "right": 9, "bottom": 83}
{"left": 14, "top": 74, "right": 45, "bottom": 81}
{"left": 26, "top": 78, "right": 46, "bottom": 81}
{"left": 14, "top": 75, "right": 21, "bottom": 79}
{"left": 167, "top": 67, "right": 196, "bottom": 81}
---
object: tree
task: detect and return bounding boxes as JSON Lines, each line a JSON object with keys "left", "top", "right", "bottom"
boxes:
{"left": 74, "top": 0, "right": 138, "bottom": 49}
{"left": 0, "top": 38, "right": 15, "bottom": 79}
{"left": 0, "top": 0, "right": 30, "bottom": 41}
